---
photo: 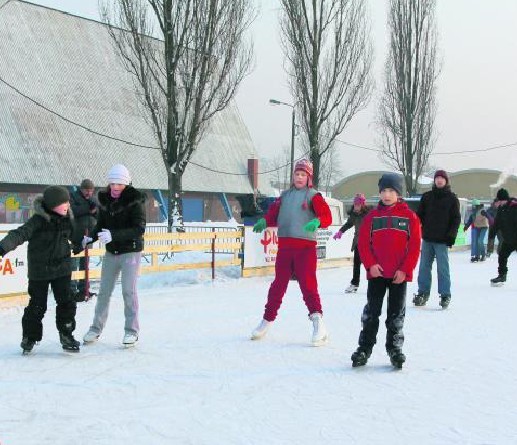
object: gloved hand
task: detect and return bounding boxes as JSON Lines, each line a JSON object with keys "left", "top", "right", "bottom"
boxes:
{"left": 98, "top": 228, "right": 112, "bottom": 244}
{"left": 446, "top": 236, "right": 456, "bottom": 248}
{"left": 82, "top": 236, "right": 93, "bottom": 249}
{"left": 463, "top": 225, "right": 468, "bottom": 232}
{"left": 333, "top": 231, "right": 343, "bottom": 240}
{"left": 303, "top": 218, "right": 320, "bottom": 232}
{"left": 253, "top": 218, "right": 267, "bottom": 233}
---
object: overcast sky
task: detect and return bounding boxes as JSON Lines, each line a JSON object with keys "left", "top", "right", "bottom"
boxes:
{"left": 25, "top": 0, "right": 517, "bottom": 177}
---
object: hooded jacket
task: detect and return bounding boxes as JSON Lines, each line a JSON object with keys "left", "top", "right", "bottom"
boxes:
{"left": 493, "top": 198, "right": 517, "bottom": 245}
{"left": 417, "top": 185, "right": 461, "bottom": 246}
{"left": 0, "top": 197, "right": 74, "bottom": 280}
{"left": 92, "top": 186, "right": 146, "bottom": 255}
{"left": 358, "top": 200, "right": 421, "bottom": 281}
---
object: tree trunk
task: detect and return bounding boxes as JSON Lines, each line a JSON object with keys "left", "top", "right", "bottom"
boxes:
{"left": 167, "top": 167, "right": 184, "bottom": 232}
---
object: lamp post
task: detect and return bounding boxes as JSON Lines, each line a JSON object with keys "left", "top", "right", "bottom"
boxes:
{"left": 269, "top": 98, "right": 295, "bottom": 183}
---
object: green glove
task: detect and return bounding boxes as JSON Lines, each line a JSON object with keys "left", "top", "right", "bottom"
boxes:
{"left": 303, "top": 218, "right": 320, "bottom": 232}
{"left": 253, "top": 218, "right": 267, "bottom": 233}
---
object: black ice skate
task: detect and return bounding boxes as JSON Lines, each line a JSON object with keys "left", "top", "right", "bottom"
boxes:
{"left": 413, "top": 292, "right": 429, "bottom": 307}
{"left": 351, "top": 348, "right": 371, "bottom": 367}
{"left": 388, "top": 349, "right": 406, "bottom": 369}
{"left": 470, "top": 256, "right": 479, "bottom": 263}
{"left": 59, "top": 333, "right": 80, "bottom": 352}
{"left": 20, "top": 337, "right": 36, "bottom": 355}
{"left": 439, "top": 294, "right": 451, "bottom": 309}
{"left": 490, "top": 274, "right": 506, "bottom": 287}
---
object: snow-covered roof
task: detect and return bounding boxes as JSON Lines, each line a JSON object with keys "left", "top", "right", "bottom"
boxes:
{"left": 0, "top": 1, "right": 259, "bottom": 194}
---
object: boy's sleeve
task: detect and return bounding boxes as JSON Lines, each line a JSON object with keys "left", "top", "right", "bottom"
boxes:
{"left": 0, "top": 217, "right": 41, "bottom": 255}
{"left": 311, "top": 194, "right": 332, "bottom": 228}
{"left": 263, "top": 198, "right": 281, "bottom": 227}
{"left": 358, "top": 213, "right": 376, "bottom": 269}
{"left": 400, "top": 212, "right": 422, "bottom": 274}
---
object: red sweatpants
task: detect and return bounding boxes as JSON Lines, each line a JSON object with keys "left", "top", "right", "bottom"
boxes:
{"left": 263, "top": 246, "right": 322, "bottom": 321}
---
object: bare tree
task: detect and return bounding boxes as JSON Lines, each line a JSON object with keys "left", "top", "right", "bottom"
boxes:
{"left": 279, "top": 0, "right": 373, "bottom": 188}
{"left": 100, "top": 0, "right": 254, "bottom": 230}
{"left": 319, "top": 143, "right": 343, "bottom": 196}
{"left": 377, "top": 0, "right": 439, "bottom": 196}
{"left": 263, "top": 145, "right": 292, "bottom": 192}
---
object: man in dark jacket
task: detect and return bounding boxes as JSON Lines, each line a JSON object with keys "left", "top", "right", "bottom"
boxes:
{"left": 490, "top": 190, "right": 517, "bottom": 286}
{"left": 414, "top": 170, "right": 461, "bottom": 309}
{"left": 70, "top": 179, "right": 98, "bottom": 300}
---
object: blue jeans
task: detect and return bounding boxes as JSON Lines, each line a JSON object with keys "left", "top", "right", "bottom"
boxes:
{"left": 471, "top": 227, "right": 487, "bottom": 258}
{"left": 417, "top": 240, "right": 451, "bottom": 296}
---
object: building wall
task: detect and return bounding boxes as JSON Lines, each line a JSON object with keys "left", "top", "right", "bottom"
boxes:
{"left": 332, "top": 169, "right": 517, "bottom": 201}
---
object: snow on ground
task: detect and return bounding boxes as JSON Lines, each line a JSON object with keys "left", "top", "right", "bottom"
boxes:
{"left": 1, "top": 251, "right": 516, "bottom": 445}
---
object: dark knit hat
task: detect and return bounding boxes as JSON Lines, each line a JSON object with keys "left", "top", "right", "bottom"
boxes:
{"left": 43, "top": 186, "right": 70, "bottom": 209}
{"left": 496, "top": 188, "right": 510, "bottom": 201}
{"left": 378, "top": 173, "right": 403, "bottom": 196}
{"left": 80, "top": 179, "right": 94, "bottom": 189}
{"left": 434, "top": 169, "right": 449, "bottom": 184}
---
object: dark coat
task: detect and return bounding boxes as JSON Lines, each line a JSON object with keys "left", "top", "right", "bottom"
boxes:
{"left": 92, "top": 186, "right": 146, "bottom": 255}
{"left": 338, "top": 206, "right": 371, "bottom": 250}
{"left": 417, "top": 186, "right": 461, "bottom": 246}
{"left": 493, "top": 198, "right": 517, "bottom": 245}
{"left": 70, "top": 189, "right": 98, "bottom": 246}
{"left": 0, "top": 197, "right": 74, "bottom": 280}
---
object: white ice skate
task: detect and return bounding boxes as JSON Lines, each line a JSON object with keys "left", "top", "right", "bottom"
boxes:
{"left": 122, "top": 333, "right": 138, "bottom": 347}
{"left": 250, "top": 319, "right": 271, "bottom": 340}
{"left": 345, "top": 284, "right": 358, "bottom": 293}
{"left": 83, "top": 330, "right": 100, "bottom": 344}
{"left": 309, "top": 313, "right": 329, "bottom": 346}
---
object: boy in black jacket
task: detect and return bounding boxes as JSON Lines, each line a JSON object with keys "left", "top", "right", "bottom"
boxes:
{"left": 0, "top": 186, "right": 80, "bottom": 354}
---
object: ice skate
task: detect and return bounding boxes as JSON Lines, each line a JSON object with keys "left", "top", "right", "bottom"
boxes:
{"left": 490, "top": 274, "right": 506, "bottom": 287}
{"left": 250, "top": 319, "right": 271, "bottom": 340}
{"left": 345, "top": 284, "right": 358, "bottom": 294}
{"left": 122, "top": 333, "right": 138, "bottom": 347}
{"left": 20, "top": 337, "right": 37, "bottom": 355}
{"left": 470, "top": 256, "right": 479, "bottom": 263}
{"left": 60, "top": 333, "right": 80, "bottom": 353}
{"left": 439, "top": 294, "right": 451, "bottom": 309}
{"left": 309, "top": 313, "right": 328, "bottom": 346}
{"left": 83, "top": 329, "right": 100, "bottom": 344}
{"left": 388, "top": 349, "right": 406, "bottom": 369}
{"left": 413, "top": 292, "right": 429, "bottom": 307}
{"left": 351, "top": 348, "right": 371, "bottom": 367}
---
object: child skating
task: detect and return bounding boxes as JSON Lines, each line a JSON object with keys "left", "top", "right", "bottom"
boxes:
{"left": 351, "top": 173, "right": 421, "bottom": 368}
{"left": 250, "top": 159, "right": 332, "bottom": 346}
{"left": 0, "top": 186, "right": 80, "bottom": 354}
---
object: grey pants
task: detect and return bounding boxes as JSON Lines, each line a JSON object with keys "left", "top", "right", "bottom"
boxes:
{"left": 89, "top": 251, "right": 141, "bottom": 335}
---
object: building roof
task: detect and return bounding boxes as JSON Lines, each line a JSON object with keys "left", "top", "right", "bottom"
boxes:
{"left": 0, "top": 1, "right": 259, "bottom": 194}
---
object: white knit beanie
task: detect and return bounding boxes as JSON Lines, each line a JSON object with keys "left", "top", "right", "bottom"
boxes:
{"left": 107, "top": 164, "right": 131, "bottom": 185}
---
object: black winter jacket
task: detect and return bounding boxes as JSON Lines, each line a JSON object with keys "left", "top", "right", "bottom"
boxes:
{"left": 493, "top": 198, "right": 517, "bottom": 245}
{"left": 339, "top": 206, "right": 371, "bottom": 250}
{"left": 92, "top": 186, "right": 146, "bottom": 255}
{"left": 417, "top": 186, "right": 461, "bottom": 246}
{"left": 70, "top": 189, "right": 98, "bottom": 246}
{"left": 0, "top": 197, "right": 74, "bottom": 280}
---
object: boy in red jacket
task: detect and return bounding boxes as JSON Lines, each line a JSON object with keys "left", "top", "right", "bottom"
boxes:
{"left": 352, "top": 173, "right": 421, "bottom": 368}
{"left": 250, "top": 159, "right": 332, "bottom": 346}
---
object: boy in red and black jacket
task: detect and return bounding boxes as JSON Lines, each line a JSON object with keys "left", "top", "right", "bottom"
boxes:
{"left": 250, "top": 159, "right": 332, "bottom": 346}
{"left": 352, "top": 173, "right": 421, "bottom": 369}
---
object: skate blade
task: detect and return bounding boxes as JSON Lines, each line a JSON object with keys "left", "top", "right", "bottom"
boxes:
{"left": 491, "top": 282, "right": 504, "bottom": 287}
{"left": 22, "top": 350, "right": 34, "bottom": 356}
{"left": 63, "top": 347, "right": 80, "bottom": 353}
{"left": 123, "top": 342, "right": 137, "bottom": 348}
{"left": 311, "top": 334, "right": 329, "bottom": 347}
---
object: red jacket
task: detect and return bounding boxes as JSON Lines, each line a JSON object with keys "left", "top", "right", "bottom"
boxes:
{"left": 264, "top": 192, "right": 332, "bottom": 249}
{"left": 358, "top": 200, "right": 421, "bottom": 281}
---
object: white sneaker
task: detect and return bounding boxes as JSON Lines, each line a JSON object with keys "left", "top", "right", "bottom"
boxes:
{"left": 309, "top": 313, "right": 328, "bottom": 346}
{"left": 122, "top": 333, "right": 138, "bottom": 347}
{"left": 83, "top": 330, "right": 100, "bottom": 344}
{"left": 250, "top": 319, "right": 271, "bottom": 340}
{"left": 345, "top": 284, "right": 359, "bottom": 293}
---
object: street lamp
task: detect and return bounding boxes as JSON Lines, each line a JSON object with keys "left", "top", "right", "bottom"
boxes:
{"left": 269, "top": 98, "right": 295, "bottom": 183}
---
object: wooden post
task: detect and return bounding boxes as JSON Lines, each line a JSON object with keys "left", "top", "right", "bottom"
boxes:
{"left": 211, "top": 228, "right": 216, "bottom": 280}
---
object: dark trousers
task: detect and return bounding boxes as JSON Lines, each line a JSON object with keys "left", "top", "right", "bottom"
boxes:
{"left": 71, "top": 256, "right": 87, "bottom": 293}
{"left": 498, "top": 242, "right": 517, "bottom": 276}
{"left": 351, "top": 246, "right": 362, "bottom": 286}
{"left": 264, "top": 246, "right": 321, "bottom": 321}
{"left": 357, "top": 277, "right": 407, "bottom": 353}
{"left": 22, "top": 275, "right": 77, "bottom": 341}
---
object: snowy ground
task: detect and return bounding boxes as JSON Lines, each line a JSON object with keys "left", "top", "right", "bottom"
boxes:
{"left": 1, "top": 251, "right": 516, "bottom": 445}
